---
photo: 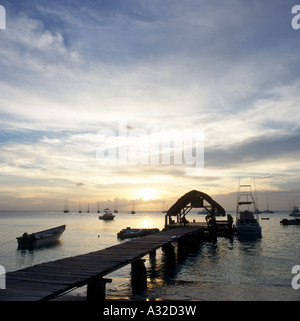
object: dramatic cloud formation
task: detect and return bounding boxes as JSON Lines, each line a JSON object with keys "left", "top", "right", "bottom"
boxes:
{"left": 0, "top": 0, "right": 300, "bottom": 211}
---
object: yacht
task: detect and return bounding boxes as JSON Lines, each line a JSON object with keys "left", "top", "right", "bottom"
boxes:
{"left": 235, "top": 184, "right": 262, "bottom": 236}
{"left": 99, "top": 208, "right": 115, "bottom": 220}
{"left": 289, "top": 206, "right": 300, "bottom": 217}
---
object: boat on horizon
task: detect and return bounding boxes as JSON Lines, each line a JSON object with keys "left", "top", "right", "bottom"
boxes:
{"left": 114, "top": 199, "right": 119, "bottom": 213}
{"left": 235, "top": 183, "right": 262, "bottom": 236}
{"left": 78, "top": 199, "right": 82, "bottom": 213}
{"left": 197, "top": 209, "right": 209, "bottom": 214}
{"left": 17, "top": 225, "right": 66, "bottom": 250}
{"left": 130, "top": 200, "right": 136, "bottom": 214}
{"left": 289, "top": 206, "right": 300, "bottom": 217}
{"left": 63, "top": 197, "right": 69, "bottom": 213}
{"left": 99, "top": 208, "right": 115, "bottom": 220}
{"left": 262, "top": 197, "right": 274, "bottom": 213}
{"left": 161, "top": 201, "right": 168, "bottom": 213}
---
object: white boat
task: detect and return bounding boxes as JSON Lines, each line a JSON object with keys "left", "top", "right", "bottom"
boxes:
{"left": 17, "top": 225, "right": 66, "bottom": 250}
{"left": 289, "top": 206, "right": 300, "bottom": 217}
{"left": 99, "top": 208, "right": 115, "bottom": 220}
{"left": 235, "top": 184, "right": 262, "bottom": 236}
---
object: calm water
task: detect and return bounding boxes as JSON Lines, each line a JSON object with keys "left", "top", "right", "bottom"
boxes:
{"left": 0, "top": 210, "right": 300, "bottom": 301}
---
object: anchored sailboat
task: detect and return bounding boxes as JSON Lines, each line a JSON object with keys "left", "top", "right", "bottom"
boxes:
{"left": 63, "top": 197, "right": 69, "bottom": 213}
{"left": 130, "top": 200, "right": 135, "bottom": 214}
{"left": 262, "top": 197, "right": 274, "bottom": 213}
{"left": 114, "top": 199, "right": 119, "bottom": 213}
{"left": 78, "top": 199, "right": 82, "bottom": 213}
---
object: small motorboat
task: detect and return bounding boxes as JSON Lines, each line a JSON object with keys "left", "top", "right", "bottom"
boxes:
{"left": 280, "top": 218, "right": 300, "bottom": 225}
{"left": 117, "top": 227, "right": 159, "bottom": 240}
{"left": 17, "top": 225, "right": 66, "bottom": 250}
{"left": 99, "top": 208, "right": 115, "bottom": 220}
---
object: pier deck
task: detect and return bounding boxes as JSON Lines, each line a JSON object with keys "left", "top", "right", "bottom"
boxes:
{"left": 0, "top": 226, "right": 205, "bottom": 301}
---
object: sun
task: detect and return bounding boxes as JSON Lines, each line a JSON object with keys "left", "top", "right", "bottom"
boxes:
{"left": 136, "top": 188, "right": 158, "bottom": 201}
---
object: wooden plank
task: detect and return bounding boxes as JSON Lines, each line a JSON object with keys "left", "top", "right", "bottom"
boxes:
{"left": 0, "top": 227, "right": 205, "bottom": 301}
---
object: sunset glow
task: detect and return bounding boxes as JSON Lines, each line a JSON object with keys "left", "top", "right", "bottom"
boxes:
{"left": 0, "top": 1, "right": 299, "bottom": 212}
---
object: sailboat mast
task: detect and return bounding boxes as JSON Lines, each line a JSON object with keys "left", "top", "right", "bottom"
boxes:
{"left": 253, "top": 177, "right": 259, "bottom": 211}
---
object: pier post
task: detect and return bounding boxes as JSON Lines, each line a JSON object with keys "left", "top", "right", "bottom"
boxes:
{"left": 86, "top": 277, "right": 112, "bottom": 301}
{"left": 149, "top": 250, "right": 156, "bottom": 264}
{"left": 131, "top": 259, "right": 147, "bottom": 295}
{"left": 148, "top": 250, "right": 157, "bottom": 282}
{"left": 162, "top": 243, "right": 176, "bottom": 267}
{"left": 162, "top": 243, "right": 177, "bottom": 282}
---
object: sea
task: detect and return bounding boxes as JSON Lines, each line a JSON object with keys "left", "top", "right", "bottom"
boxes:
{"left": 1, "top": 210, "right": 300, "bottom": 301}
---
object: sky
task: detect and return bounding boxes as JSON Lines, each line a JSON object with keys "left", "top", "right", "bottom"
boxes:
{"left": 0, "top": 0, "right": 300, "bottom": 212}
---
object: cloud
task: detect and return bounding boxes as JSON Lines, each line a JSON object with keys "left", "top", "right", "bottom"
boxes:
{"left": 1, "top": 0, "right": 300, "bottom": 209}
{"left": 205, "top": 132, "right": 300, "bottom": 173}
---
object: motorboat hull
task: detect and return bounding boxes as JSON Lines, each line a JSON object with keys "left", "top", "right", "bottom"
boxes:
{"left": 235, "top": 223, "right": 262, "bottom": 236}
{"left": 99, "top": 209, "right": 115, "bottom": 220}
{"left": 17, "top": 225, "right": 66, "bottom": 250}
{"left": 289, "top": 212, "right": 300, "bottom": 217}
{"left": 99, "top": 214, "right": 115, "bottom": 220}
{"left": 281, "top": 218, "right": 300, "bottom": 225}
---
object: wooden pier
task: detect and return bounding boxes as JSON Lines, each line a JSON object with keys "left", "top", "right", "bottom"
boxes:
{"left": 0, "top": 226, "right": 206, "bottom": 301}
{"left": 0, "top": 190, "right": 234, "bottom": 301}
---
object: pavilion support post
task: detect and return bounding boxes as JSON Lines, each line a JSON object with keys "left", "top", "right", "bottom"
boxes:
{"left": 86, "top": 277, "right": 112, "bottom": 301}
{"left": 131, "top": 259, "right": 147, "bottom": 295}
